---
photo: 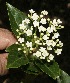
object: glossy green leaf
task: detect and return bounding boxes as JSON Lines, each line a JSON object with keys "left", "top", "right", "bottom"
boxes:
{"left": 57, "top": 70, "right": 70, "bottom": 83}
{"left": 7, "top": 50, "right": 29, "bottom": 68}
{"left": 6, "top": 44, "right": 20, "bottom": 52}
{"left": 24, "top": 62, "right": 41, "bottom": 75}
{"left": 6, "top": 3, "right": 27, "bottom": 36}
{"left": 35, "top": 60, "right": 60, "bottom": 79}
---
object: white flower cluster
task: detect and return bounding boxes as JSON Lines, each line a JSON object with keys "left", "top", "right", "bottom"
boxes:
{"left": 16, "top": 9, "right": 64, "bottom": 62}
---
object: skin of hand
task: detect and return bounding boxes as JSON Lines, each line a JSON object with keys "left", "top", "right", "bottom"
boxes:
{"left": 0, "top": 28, "right": 17, "bottom": 76}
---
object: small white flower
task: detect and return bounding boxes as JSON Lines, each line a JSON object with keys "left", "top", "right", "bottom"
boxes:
{"left": 33, "top": 21, "right": 39, "bottom": 27}
{"left": 29, "top": 9, "right": 35, "bottom": 13}
{"left": 51, "top": 25, "right": 56, "bottom": 32}
{"left": 38, "top": 25, "right": 46, "bottom": 32}
{"left": 43, "top": 35, "right": 49, "bottom": 40}
{"left": 52, "top": 19, "right": 58, "bottom": 26}
{"left": 18, "top": 48, "right": 21, "bottom": 51}
{"left": 18, "top": 38, "right": 24, "bottom": 43}
{"left": 46, "top": 40, "right": 52, "bottom": 46}
{"left": 39, "top": 47, "right": 46, "bottom": 52}
{"left": 47, "top": 27, "right": 53, "bottom": 33}
{"left": 31, "top": 13, "right": 39, "bottom": 20}
{"left": 42, "top": 50, "right": 49, "bottom": 57}
{"left": 55, "top": 49, "right": 62, "bottom": 55}
{"left": 48, "top": 54, "right": 54, "bottom": 60}
{"left": 41, "top": 10, "right": 48, "bottom": 15}
{"left": 19, "top": 24, "right": 26, "bottom": 30}
{"left": 40, "top": 18, "right": 46, "bottom": 24}
{"left": 59, "top": 41, "right": 63, "bottom": 47}
{"left": 25, "top": 29, "right": 32, "bottom": 36}
{"left": 24, "top": 18, "right": 30, "bottom": 24}
{"left": 52, "top": 41, "right": 56, "bottom": 47}
{"left": 57, "top": 19, "right": 62, "bottom": 24}
{"left": 54, "top": 32, "right": 60, "bottom": 38}
{"left": 33, "top": 51, "right": 41, "bottom": 57}
{"left": 26, "top": 41, "right": 32, "bottom": 47}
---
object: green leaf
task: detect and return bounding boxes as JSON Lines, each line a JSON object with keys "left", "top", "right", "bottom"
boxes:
{"left": 7, "top": 50, "right": 29, "bottom": 68}
{"left": 57, "top": 70, "right": 70, "bottom": 83}
{"left": 6, "top": 44, "right": 20, "bottom": 52}
{"left": 6, "top": 3, "right": 27, "bottom": 36}
{"left": 24, "top": 62, "right": 41, "bottom": 75}
{"left": 35, "top": 60, "right": 60, "bottom": 79}
{"left": 27, "top": 62, "right": 39, "bottom": 72}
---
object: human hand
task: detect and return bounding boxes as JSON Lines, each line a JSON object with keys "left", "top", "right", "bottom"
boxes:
{"left": 0, "top": 28, "right": 17, "bottom": 76}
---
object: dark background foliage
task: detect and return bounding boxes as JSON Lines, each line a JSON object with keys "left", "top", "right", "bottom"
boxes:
{"left": 0, "top": 0, "right": 70, "bottom": 83}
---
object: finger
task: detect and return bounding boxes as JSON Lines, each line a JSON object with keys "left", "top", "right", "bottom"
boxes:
{"left": 0, "top": 28, "right": 17, "bottom": 50}
{"left": 0, "top": 53, "right": 8, "bottom": 76}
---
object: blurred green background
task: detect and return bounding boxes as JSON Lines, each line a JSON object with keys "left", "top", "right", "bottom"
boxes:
{"left": 0, "top": 0, "right": 70, "bottom": 83}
